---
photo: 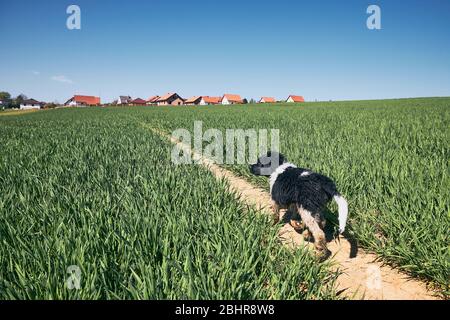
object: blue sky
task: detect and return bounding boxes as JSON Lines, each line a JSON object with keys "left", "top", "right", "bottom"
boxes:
{"left": 0, "top": 0, "right": 449, "bottom": 103}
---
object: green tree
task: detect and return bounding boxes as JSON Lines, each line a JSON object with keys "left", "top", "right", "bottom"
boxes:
{"left": 11, "top": 94, "right": 28, "bottom": 108}
{"left": 0, "top": 91, "right": 12, "bottom": 109}
{"left": 0, "top": 91, "right": 11, "bottom": 100}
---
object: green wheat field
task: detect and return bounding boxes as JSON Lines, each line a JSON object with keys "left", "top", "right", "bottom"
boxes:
{"left": 0, "top": 97, "right": 449, "bottom": 299}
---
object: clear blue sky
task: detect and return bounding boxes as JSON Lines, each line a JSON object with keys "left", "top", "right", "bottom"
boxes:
{"left": 1, "top": 0, "right": 449, "bottom": 103}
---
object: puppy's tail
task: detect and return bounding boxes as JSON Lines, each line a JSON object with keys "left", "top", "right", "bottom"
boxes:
{"left": 333, "top": 194, "right": 348, "bottom": 233}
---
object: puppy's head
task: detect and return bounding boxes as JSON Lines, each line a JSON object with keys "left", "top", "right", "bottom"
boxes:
{"left": 249, "top": 151, "right": 286, "bottom": 176}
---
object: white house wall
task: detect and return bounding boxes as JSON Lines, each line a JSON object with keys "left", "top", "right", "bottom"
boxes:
{"left": 65, "top": 100, "right": 76, "bottom": 106}
{"left": 222, "top": 97, "right": 229, "bottom": 105}
{"left": 20, "top": 104, "right": 41, "bottom": 110}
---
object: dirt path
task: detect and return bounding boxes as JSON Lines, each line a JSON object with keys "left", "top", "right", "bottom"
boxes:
{"left": 148, "top": 125, "right": 437, "bottom": 300}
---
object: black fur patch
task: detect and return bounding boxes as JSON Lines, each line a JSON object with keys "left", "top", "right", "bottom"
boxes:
{"left": 271, "top": 167, "right": 337, "bottom": 213}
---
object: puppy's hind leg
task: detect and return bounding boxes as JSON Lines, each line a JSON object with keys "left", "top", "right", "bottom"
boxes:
{"left": 297, "top": 205, "right": 331, "bottom": 260}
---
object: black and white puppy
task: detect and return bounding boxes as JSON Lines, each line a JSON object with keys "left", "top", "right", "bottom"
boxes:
{"left": 250, "top": 151, "right": 348, "bottom": 256}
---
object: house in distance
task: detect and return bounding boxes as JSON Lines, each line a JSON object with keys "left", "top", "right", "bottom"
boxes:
{"left": 129, "top": 98, "right": 146, "bottom": 106}
{"left": 200, "top": 96, "right": 221, "bottom": 105}
{"left": 286, "top": 95, "right": 305, "bottom": 103}
{"left": 146, "top": 96, "right": 160, "bottom": 105}
{"left": 221, "top": 94, "right": 243, "bottom": 105}
{"left": 117, "top": 96, "right": 132, "bottom": 105}
{"left": 185, "top": 96, "right": 223, "bottom": 105}
{"left": 156, "top": 93, "right": 185, "bottom": 106}
{"left": 184, "top": 96, "right": 202, "bottom": 105}
{"left": 65, "top": 95, "right": 101, "bottom": 107}
{"left": 259, "top": 97, "right": 276, "bottom": 103}
{"left": 20, "top": 98, "right": 45, "bottom": 110}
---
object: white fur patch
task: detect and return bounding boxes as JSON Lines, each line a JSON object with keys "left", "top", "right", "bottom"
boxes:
{"left": 269, "top": 162, "right": 297, "bottom": 193}
{"left": 300, "top": 171, "right": 311, "bottom": 176}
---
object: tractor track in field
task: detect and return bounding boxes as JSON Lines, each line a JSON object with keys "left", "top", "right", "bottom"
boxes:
{"left": 144, "top": 124, "right": 438, "bottom": 300}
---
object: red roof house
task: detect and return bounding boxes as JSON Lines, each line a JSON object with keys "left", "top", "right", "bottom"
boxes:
{"left": 65, "top": 95, "right": 101, "bottom": 106}
{"left": 221, "top": 94, "right": 243, "bottom": 105}
{"left": 200, "top": 96, "right": 222, "bottom": 105}
{"left": 259, "top": 97, "right": 276, "bottom": 103}
{"left": 286, "top": 95, "right": 305, "bottom": 103}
